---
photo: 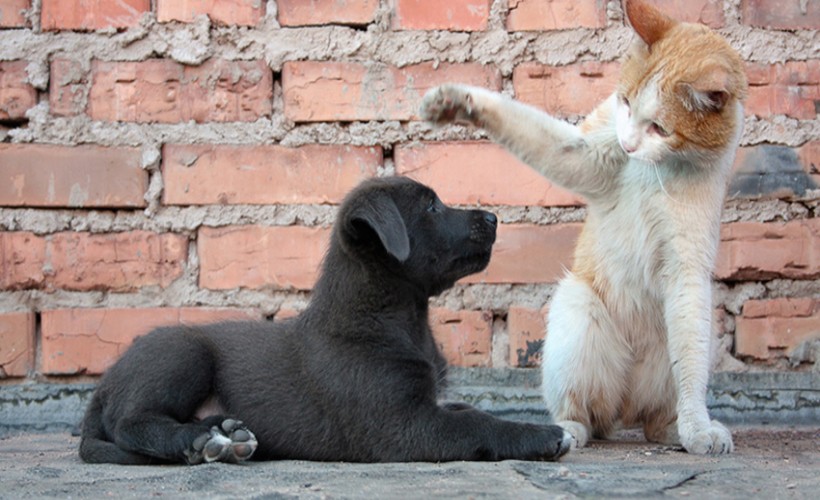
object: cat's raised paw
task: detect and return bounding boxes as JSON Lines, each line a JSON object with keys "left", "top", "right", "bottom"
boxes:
{"left": 681, "top": 420, "right": 733, "bottom": 454}
{"left": 420, "top": 84, "right": 478, "bottom": 125}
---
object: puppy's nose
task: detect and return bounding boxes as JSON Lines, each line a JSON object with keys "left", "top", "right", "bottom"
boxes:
{"left": 483, "top": 212, "right": 497, "bottom": 227}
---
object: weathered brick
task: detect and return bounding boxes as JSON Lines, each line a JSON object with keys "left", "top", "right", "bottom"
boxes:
{"left": 157, "top": 0, "right": 265, "bottom": 26}
{"left": 513, "top": 62, "right": 620, "bottom": 117}
{"left": 508, "top": 306, "right": 547, "bottom": 368}
{"left": 715, "top": 219, "right": 820, "bottom": 281}
{"left": 278, "top": 0, "right": 378, "bottom": 26}
{"left": 392, "top": 0, "right": 490, "bottom": 31}
{"left": 464, "top": 223, "right": 581, "bottom": 284}
{"left": 49, "top": 59, "right": 87, "bottom": 117}
{"left": 430, "top": 308, "right": 493, "bottom": 367}
{"left": 728, "top": 144, "right": 818, "bottom": 199}
{"left": 198, "top": 226, "right": 329, "bottom": 291}
{"left": 282, "top": 61, "right": 501, "bottom": 122}
{"left": 0, "top": 311, "right": 35, "bottom": 377}
{"left": 41, "top": 0, "right": 150, "bottom": 31}
{"left": 87, "top": 59, "right": 272, "bottom": 123}
{"left": 40, "top": 307, "right": 259, "bottom": 375}
{"left": 745, "top": 61, "right": 819, "bottom": 120}
{"left": 507, "top": 0, "right": 607, "bottom": 31}
{"left": 394, "top": 141, "right": 583, "bottom": 207}
{"left": 163, "top": 144, "right": 382, "bottom": 205}
{"left": 735, "top": 298, "right": 820, "bottom": 360}
{"left": 741, "top": 0, "right": 820, "bottom": 30}
{"left": 0, "top": 60, "right": 36, "bottom": 121}
{"left": 0, "top": 144, "right": 147, "bottom": 208}
{"left": 0, "top": 0, "right": 30, "bottom": 28}
{"left": 0, "top": 231, "right": 188, "bottom": 292}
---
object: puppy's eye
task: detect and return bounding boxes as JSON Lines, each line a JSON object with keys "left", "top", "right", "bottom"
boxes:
{"left": 427, "top": 198, "right": 440, "bottom": 213}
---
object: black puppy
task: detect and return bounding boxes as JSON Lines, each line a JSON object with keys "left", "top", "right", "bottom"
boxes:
{"left": 79, "top": 176, "right": 571, "bottom": 465}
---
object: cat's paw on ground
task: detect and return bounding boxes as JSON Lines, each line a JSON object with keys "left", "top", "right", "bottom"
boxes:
{"left": 681, "top": 420, "right": 733, "bottom": 454}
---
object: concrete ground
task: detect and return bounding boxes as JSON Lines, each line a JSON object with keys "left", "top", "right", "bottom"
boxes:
{"left": 0, "top": 426, "right": 816, "bottom": 499}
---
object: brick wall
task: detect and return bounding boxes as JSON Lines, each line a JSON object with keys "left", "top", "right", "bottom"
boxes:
{"left": 0, "top": 0, "right": 817, "bottom": 380}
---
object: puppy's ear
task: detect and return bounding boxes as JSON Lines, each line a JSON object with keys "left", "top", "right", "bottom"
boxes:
{"left": 346, "top": 193, "right": 410, "bottom": 262}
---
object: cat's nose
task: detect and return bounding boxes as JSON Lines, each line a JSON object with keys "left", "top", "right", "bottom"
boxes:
{"left": 621, "top": 140, "right": 638, "bottom": 154}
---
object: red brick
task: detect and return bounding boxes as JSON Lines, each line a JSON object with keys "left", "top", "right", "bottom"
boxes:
{"left": 40, "top": 308, "right": 259, "bottom": 375}
{"left": 392, "top": 0, "right": 490, "bottom": 31}
{"left": 741, "top": 0, "right": 820, "bottom": 30}
{"left": 0, "top": 144, "right": 147, "bottom": 208}
{"left": 49, "top": 59, "right": 87, "bottom": 117}
{"left": 513, "top": 62, "right": 620, "bottom": 118}
{"left": 465, "top": 223, "right": 581, "bottom": 284}
{"left": 198, "top": 226, "right": 329, "bottom": 291}
{"left": 41, "top": 0, "right": 150, "bottom": 31}
{"left": 157, "top": 0, "right": 265, "bottom": 26}
{"left": 735, "top": 298, "right": 820, "bottom": 360}
{"left": 0, "top": 312, "right": 35, "bottom": 377}
{"left": 0, "top": 0, "right": 30, "bottom": 28}
{"left": 745, "top": 61, "right": 819, "bottom": 120}
{"left": 394, "top": 141, "right": 583, "bottom": 207}
{"left": 278, "top": 0, "right": 378, "bottom": 26}
{"left": 0, "top": 61, "right": 36, "bottom": 121}
{"left": 282, "top": 61, "right": 501, "bottom": 122}
{"left": 715, "top": 219, "right": 820, "bottom": 281}
{"left": 626, "top": 0, "right": 724, "bottom": 28}
{"left": 430, "top": 308, "right": 492, "bottom": 367}
{"left": 508, "top": 306, "right": 548, "bottom": 368}
{"left": 163, "top": 144, "right": 381, "bottom": 205}
{"left": 507, "top": 0, "right": 606, "bottom": 31}
{"left": 0, "top": 231, "right": 188, "bottom": 292}
{"left": 87, "top": 59, "right": 272, "bottom": 123}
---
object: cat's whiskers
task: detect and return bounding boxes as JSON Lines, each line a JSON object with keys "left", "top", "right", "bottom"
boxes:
{"left": 648, "top": 159, "right": 696, "bottom": 207}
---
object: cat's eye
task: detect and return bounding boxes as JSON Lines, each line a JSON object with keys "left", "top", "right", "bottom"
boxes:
{"left": 426, "top": 198, "right": 440, "bottom": 213}
{"left": 649, "top": 122, "right": 670, "bottom": 138}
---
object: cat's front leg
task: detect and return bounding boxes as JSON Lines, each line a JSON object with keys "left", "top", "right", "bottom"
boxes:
{"left": 665, "top": 274, "right": 734, "bottom": 455}
{"left": 421, "top": 84, "right": 623, "bottom": 200}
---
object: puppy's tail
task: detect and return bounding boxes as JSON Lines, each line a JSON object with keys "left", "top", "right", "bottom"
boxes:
{"left": 78, "top": 395, "right": 158, "bottom": 465}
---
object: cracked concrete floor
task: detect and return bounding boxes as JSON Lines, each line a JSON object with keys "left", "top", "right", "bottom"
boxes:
{"left": 0, "top": 426, "right": 816, "bottom": 499}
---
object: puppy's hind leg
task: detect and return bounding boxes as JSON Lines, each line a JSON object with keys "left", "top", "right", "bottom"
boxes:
{"left": 99, "top": 331, "right": 258, "bottom": 464}
{"left": 112, "top": 411, "right": 258, "bottom": 465}
{"left": 541, "top": 274, "right": 631, "bottom": 448}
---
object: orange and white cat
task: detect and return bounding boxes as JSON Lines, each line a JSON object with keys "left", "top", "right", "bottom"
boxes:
{"left": 420, "top": 0, "right": 747, "bottom": 454}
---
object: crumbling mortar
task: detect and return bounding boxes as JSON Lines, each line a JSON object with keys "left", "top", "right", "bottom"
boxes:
{"left": 2, "top": 199, "right": 817, "bottom": 235}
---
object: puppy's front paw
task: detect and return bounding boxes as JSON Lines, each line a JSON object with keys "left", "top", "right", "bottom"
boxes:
{"left": 556, "top": 420, "right": 590, "bottom": 449}
{"left": 538, "top": 425, "right": 573, "bottom": 461}
{"left": 420, "top": 84, "right": 479, "bottom": 125}
{"left": 680, "top": 420, "right": 733, "bottom": 454}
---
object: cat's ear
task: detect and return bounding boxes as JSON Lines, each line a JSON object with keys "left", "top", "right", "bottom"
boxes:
{"left": 625, "top": 0, "right": 678, "bottom": 47}
{"left": 677, "top": 69, "right": 732, "bottom": 113}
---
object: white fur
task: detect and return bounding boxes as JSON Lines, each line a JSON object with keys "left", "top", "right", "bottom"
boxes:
{"left": 614, "top": 78, "right": 672, "bottom": 163}
{"left": 421, "top": 84, "right": 743, "bottom": 454}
